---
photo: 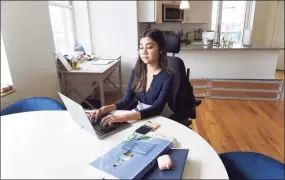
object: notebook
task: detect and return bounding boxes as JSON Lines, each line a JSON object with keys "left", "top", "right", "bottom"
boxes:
{"left": 101, "top": 56, "right": 121, "bottom": 60}
{"left": 92, "top": 60, "right": 114, "bottom": 65}
{"left": 142, "top": 148, "right": 189, "bottom": 179}
{"left": 89, "top": 132, "right": 173, "bottom": 179}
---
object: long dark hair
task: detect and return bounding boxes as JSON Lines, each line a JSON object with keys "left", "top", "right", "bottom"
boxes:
{"left": 132, "top": 29, "right": 168, "bottom": 92}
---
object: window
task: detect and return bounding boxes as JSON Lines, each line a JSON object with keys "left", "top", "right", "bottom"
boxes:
{"left": 1, "top": 33, "right": 13, "bottom": 91}
{"left": 48, "top": 1, "right": 76, "bottom": 54}
{"left": 211, "top": 1, "right": 256, "bottom": 44}
{"left": 211, "top": 1, "right": 219, "bottom": 31}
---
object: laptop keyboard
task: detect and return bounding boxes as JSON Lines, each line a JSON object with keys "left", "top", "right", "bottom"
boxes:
{"left": 89, "top": 114, "right": 119, "bottom": 135}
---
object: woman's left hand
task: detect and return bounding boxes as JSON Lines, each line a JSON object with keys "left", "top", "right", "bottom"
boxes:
{"left": 100, "top": 115, "right": 127, "bottom": 127}
{"left": 100, "top": 111, "right": 141, "bottom": 127}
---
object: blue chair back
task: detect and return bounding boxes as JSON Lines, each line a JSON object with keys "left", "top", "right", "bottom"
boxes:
{"left": 1, "top": 97, "right": 66, "bottom": 116}
{"left": 219, "top": 152, "right": 285, "bottom": 179}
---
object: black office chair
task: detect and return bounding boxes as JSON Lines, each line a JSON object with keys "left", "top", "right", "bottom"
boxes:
{"left": 165, "top": 34, "right": 201, "bottom": 127}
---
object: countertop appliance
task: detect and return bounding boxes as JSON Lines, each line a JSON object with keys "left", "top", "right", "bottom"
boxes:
{"left": 163, "top": 4, "right": 184, "bottom": 22}
{"left": 202, "top": 30, "right": 215, "bottom": 46}
{"left": 194, "top": 28, "right": 204, "bottom": 40}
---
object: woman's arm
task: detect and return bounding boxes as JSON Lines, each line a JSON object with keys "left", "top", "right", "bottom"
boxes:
{"left": 100, "top": 71, "right": 173, "bottom": 126}
{"left": 139, "top": 71, "right": 173, "bottom": 119}
{"left": 113, "top": 71, "right": 136, "bottom": 110}
{"left": 90, "top": 71, "right": 136, "bottom": 119}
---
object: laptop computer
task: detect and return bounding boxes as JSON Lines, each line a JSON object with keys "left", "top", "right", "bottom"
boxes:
{"left": 58, "top": 92, "right": 131, "bottom": 139}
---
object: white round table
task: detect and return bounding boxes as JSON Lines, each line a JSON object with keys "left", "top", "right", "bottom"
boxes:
{"left": 1, "top": 111, "right": 228, "bottom": 179}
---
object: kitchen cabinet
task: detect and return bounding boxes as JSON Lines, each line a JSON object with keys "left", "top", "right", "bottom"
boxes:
{"left": 137, "top": 0, "right": 162, "bottom": 23}
{"left": 162, "top": 0, "right": 180, "bottom": 6}
{"left": 182, "top": 1, "right": 212, "bottom": 25}
{"left": 138, "top": 0, "right": 212, "bottom": 25}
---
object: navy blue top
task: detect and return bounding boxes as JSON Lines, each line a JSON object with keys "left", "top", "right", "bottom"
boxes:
{"left": 115, "top": 69, "right": 173, "bottom": 119}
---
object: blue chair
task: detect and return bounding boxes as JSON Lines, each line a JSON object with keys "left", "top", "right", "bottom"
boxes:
{"left": 1, "top": 97, "right": 66, "bottom": 116}
{"left": 219, "top": 152, "right": 285, "bottom": 179}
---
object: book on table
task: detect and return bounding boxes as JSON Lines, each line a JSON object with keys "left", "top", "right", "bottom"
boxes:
{"left": 142, "top": 148, "right": 189, "bottom": 179}
{"left": 89, "top": 132, "right": 173, "bottom": 179}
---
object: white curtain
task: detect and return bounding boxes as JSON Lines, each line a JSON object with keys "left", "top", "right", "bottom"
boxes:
{"left": 1, "top": 33, "right": 13, "bottom": 89}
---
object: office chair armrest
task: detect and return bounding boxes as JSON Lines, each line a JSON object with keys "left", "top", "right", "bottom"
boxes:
{"left": 195, "top": 99, "right": 201, "bottom": 106}
{"left": 186, "top": 68, "right": 190, "bottom": 79}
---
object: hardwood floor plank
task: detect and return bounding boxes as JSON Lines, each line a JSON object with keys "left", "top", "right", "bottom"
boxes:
{"left": 196, "top": 99, "right": 284, "bottom": 163}
{"left": 236, "top": 101, "right": 283, "bottom": 159}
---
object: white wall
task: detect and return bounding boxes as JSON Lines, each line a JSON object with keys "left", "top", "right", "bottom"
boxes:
{"left": 251, "top": 1, "right": 270, "bottom": 45}
{"left": 1, "top": 1, "right": 60, "bottom": 110}
{"left": 252, "top": 1, "right": 283, "bottom": 47}
{"left": 269, "top": 1, "right": 284, "bottom": 70}
{"left": 88, "top": 1, "right": 138, "bottom": 85}
{"left": 261, "top": 0, "right": 284, "bottom": 70}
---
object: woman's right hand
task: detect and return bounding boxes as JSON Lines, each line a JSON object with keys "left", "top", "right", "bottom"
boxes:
{"left": 87, "top": 104, "right": 117, "bottom": 121}
{"left": 88, "top": 106, "right": 108, "bottom": 121}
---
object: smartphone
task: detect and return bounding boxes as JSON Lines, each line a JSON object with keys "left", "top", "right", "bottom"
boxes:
{"left": 135, "top": 121, "right": 160, "bottom": 135}
{"left": 135, "top": 125, "right": 152, "bottom": 135}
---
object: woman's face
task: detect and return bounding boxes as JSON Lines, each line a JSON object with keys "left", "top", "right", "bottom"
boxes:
{"left": 139, "top": 37, "right": 160, "bottom": 65}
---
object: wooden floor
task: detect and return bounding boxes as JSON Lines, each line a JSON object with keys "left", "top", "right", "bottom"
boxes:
{"left": 195, "top": 99, "right": 284, "bottom": 163}
{"left": 105, "top": 94, "right": 284, "bottom": 163}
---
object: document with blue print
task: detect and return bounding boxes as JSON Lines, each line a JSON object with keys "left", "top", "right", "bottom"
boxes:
{"left": 90, "top": 132, "right": 173, "bottom": 179}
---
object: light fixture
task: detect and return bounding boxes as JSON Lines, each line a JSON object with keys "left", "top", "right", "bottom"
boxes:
{"left": 180, "top": 0, "right": 190, "bottom": 9}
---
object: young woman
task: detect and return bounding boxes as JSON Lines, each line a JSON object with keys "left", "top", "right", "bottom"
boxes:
{"left": 89, "top": 29, "right": 174, "bottom": 127}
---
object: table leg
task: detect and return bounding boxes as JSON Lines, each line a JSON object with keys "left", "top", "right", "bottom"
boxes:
{"left": 99, "top": 76, "right": 105, "bottom": 106}
{"left": 62, "top": 72, "right": 67, "bottom": 95}
{"left": 119, "top": 63, "right": 123, "bottom": 97}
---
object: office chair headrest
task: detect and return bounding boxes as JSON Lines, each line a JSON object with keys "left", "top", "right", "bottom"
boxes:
{"left": 165, "top": 35, "right": 180, "bottom": 54}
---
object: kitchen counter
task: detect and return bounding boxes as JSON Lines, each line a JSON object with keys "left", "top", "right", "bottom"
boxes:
{"left": 180, "top": 43, "right": 284, "bottom": 51}
{"left": 173, "top": 43, "right": 283, "bottom": 79}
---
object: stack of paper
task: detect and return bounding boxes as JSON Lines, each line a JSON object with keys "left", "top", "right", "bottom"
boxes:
{"left": 101, "top": 56, "right": 121, "bottom": 60}
{"left": 92, "top": 60, "right": 114, "bottom": 65}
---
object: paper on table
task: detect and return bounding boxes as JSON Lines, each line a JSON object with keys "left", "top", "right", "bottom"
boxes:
{"left": 92, "top": 60, "right": 114, "bottom": 65}
{"left": 101, "top": 56, "right": 121, "bottom": 60}
{"left": 79, "top": 62, "right": 102, "bottom": 71}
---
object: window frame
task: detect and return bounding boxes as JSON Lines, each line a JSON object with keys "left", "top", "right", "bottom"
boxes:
{"left": 48, "top": 1, "right": 77, "bottom": 53}
{"left": 244, "top": 0, "right": 256, "bottom": 30}
{"left": 212, "top": 1, "right": 256, "bottom": 44}
{"left": 1, "top": 33, "right": 14, "bottom": 96}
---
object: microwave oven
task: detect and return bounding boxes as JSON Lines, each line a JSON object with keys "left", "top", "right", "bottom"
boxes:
{"left": 163, "top": 4, "right": 184, "bottom": 22}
